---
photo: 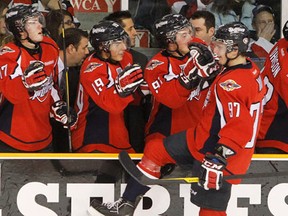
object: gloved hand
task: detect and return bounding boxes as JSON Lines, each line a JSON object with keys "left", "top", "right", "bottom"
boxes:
{"left": 188, "top": 42, "right": 220, "bottom": 79}
{"left": 198, "top": 153, "right": 227, "bottom": 190}
{"left": 178, "top": 56, "right": 201, "bottom": 89}
{"left": 115, "top": 64, "right": 144, "bottom": 97}
{"left": 22, "top": 61, "right": 49, "bottom": 92}
{"left": 50, "top": 100, "right": 78, "bottom": 130}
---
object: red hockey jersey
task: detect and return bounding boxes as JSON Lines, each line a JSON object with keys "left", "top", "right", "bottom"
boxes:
{"left": 187, "top": 60, "right": 265, "bottom": 182}
{"left": 256, "top": 38, "right": 288, "bottom": 152}
{"left": 0, "top": 36, "right": 60, "bottom": 151}
{"left": 251, "top": 43, "right": 269, "bottom": 58}
{"left": 145, "top": 50, "right": 209, "bottom": 141}
{"left": 72, "top": 51, "right": 136, "bottom": 153}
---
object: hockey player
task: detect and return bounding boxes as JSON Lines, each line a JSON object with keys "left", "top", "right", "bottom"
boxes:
{"left": 0, "top": 5, "right": 76, "bottom": 152}
{"left": 89, "top": 22, "right": 265, "bottom": 216}
{"left": 72, "top": 21, "right": 144, "bottom": 153}
{"left": 256, "top": 20, "right": 288, "bottom": 154}
{"left": 104, "top": 10, "right": 150, "bottom": 153}
{"left": 87, "top": 14, "right": 220, "bottom": 216}
{"left": 144, "top": 13, "right": 216, "bottom": 143}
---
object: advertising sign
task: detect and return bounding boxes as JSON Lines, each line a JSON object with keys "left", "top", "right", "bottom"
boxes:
{"left": 70, "top": 0, "right": 121, "bottom": 13}
{"left": 0, "top": 154, "right": 287, "bottom": 216}
{"left": 135, "top": 30, "right": 150, "bottom": 48}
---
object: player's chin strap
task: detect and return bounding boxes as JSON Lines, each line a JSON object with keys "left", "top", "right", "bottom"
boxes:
{"left": 169, "top": 43, "right": 186, "bottom": 57}
{"left": 224, "top": 47, "right": 240, "bottom": 67}
{"left": 20, "top": 30, "right": 40, "bottom": 49}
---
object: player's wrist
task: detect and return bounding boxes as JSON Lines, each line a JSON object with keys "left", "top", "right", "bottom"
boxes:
{"left": 215, "top": 144, "right": 235, "bottom": 159}
{"left": 178, "top": 71, "right": 200, "bottom": 90}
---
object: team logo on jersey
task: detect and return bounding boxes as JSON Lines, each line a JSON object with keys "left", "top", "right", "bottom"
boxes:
{"left": 146, "top": 60, "right": 164, "bottom": 70}
{"left": 219, "top": 79, "right": 241, "bottom": 92}
{"left": 84, "top": 62, "right": 103, "bottom": 73}
{"left": 0, "top": 46, "right": 15, "bottom": 56}
{"left": 30, "top": 75, "right": 53, "bottom": 102}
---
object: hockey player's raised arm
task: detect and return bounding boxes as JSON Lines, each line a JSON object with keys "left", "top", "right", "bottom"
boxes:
{"left": 79, "top": 60, "right": 135, "bottom": 114}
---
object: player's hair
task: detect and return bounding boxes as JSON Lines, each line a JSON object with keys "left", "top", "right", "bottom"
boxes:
{"left": 104, "top": 10, "right": 132, "bottom": 28}
{"left": 57, "top": 28, "right": 88, "bottom": 50}
{"left": 190, "top": 10, "right": 215, "bottom": 32}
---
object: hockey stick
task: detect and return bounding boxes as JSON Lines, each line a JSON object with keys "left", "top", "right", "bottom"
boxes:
{"left": 58, "top": 0, "right": 73, "bottom": 152}
{"left": 119, "top": 151, "right": 288, "bottom": 185}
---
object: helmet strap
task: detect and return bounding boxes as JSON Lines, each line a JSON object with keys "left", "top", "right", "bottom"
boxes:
{"left": 224, "top": 49, "right": 239, "bottom": 67}
{"left": 19, "top": 29, "right": 40, "bottom": 49}
{"left": 167, "top": 41, "right": 185, "bottom": 57}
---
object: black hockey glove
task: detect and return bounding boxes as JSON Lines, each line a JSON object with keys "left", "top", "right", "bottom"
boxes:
{"left": 188, "top": 42, "right": 220, "bottom": 79}
{"left": 115, "top": 64, "right": 144, "bottom": 97}
{"left": 50, "top": 101, "right": 78, "bottom": 130}
{"left": 22, "top": 61, "right": 49, "bottom": 92}
{"left": 198, "top": 153, "right": 227, "bottom": 190}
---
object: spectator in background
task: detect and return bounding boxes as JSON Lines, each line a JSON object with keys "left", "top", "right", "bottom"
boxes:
{"left": 240, "top": 0, "right": 256, "bottom": 30}
{"left": 104, "top": 10, "right": 150, "bottom": 152}
{"left": 0, "top": 1, "right": 12, "bottom": 47}
{"left": 206, "top": 0, "right": 256, "bottom": 30}
{"left": 45, "top": 9, "right": 76, "bottom": 43}
{"left": 8, "top": 0, "right": 58, "bottom": 11}
{"left": 133, "top": 0, "right": 171, "bottom": 32}
{"left": 168, "top": 0, "right": 213, "bottom": 18}
{"left": 249, "top": 4, "right": 276, "bottom": 58}
{"left": 256, "top": 21, "right": 288, "bottom": 154}
{"left": 189, "top": 10, "right": 215, "bottom": 45}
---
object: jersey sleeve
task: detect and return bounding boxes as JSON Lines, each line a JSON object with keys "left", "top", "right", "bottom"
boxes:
{"left": 80, "top": 60, "right": 134, "bottom": 114}
{"left": 145, "top": 56, "right": 190, "bottom": 109}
